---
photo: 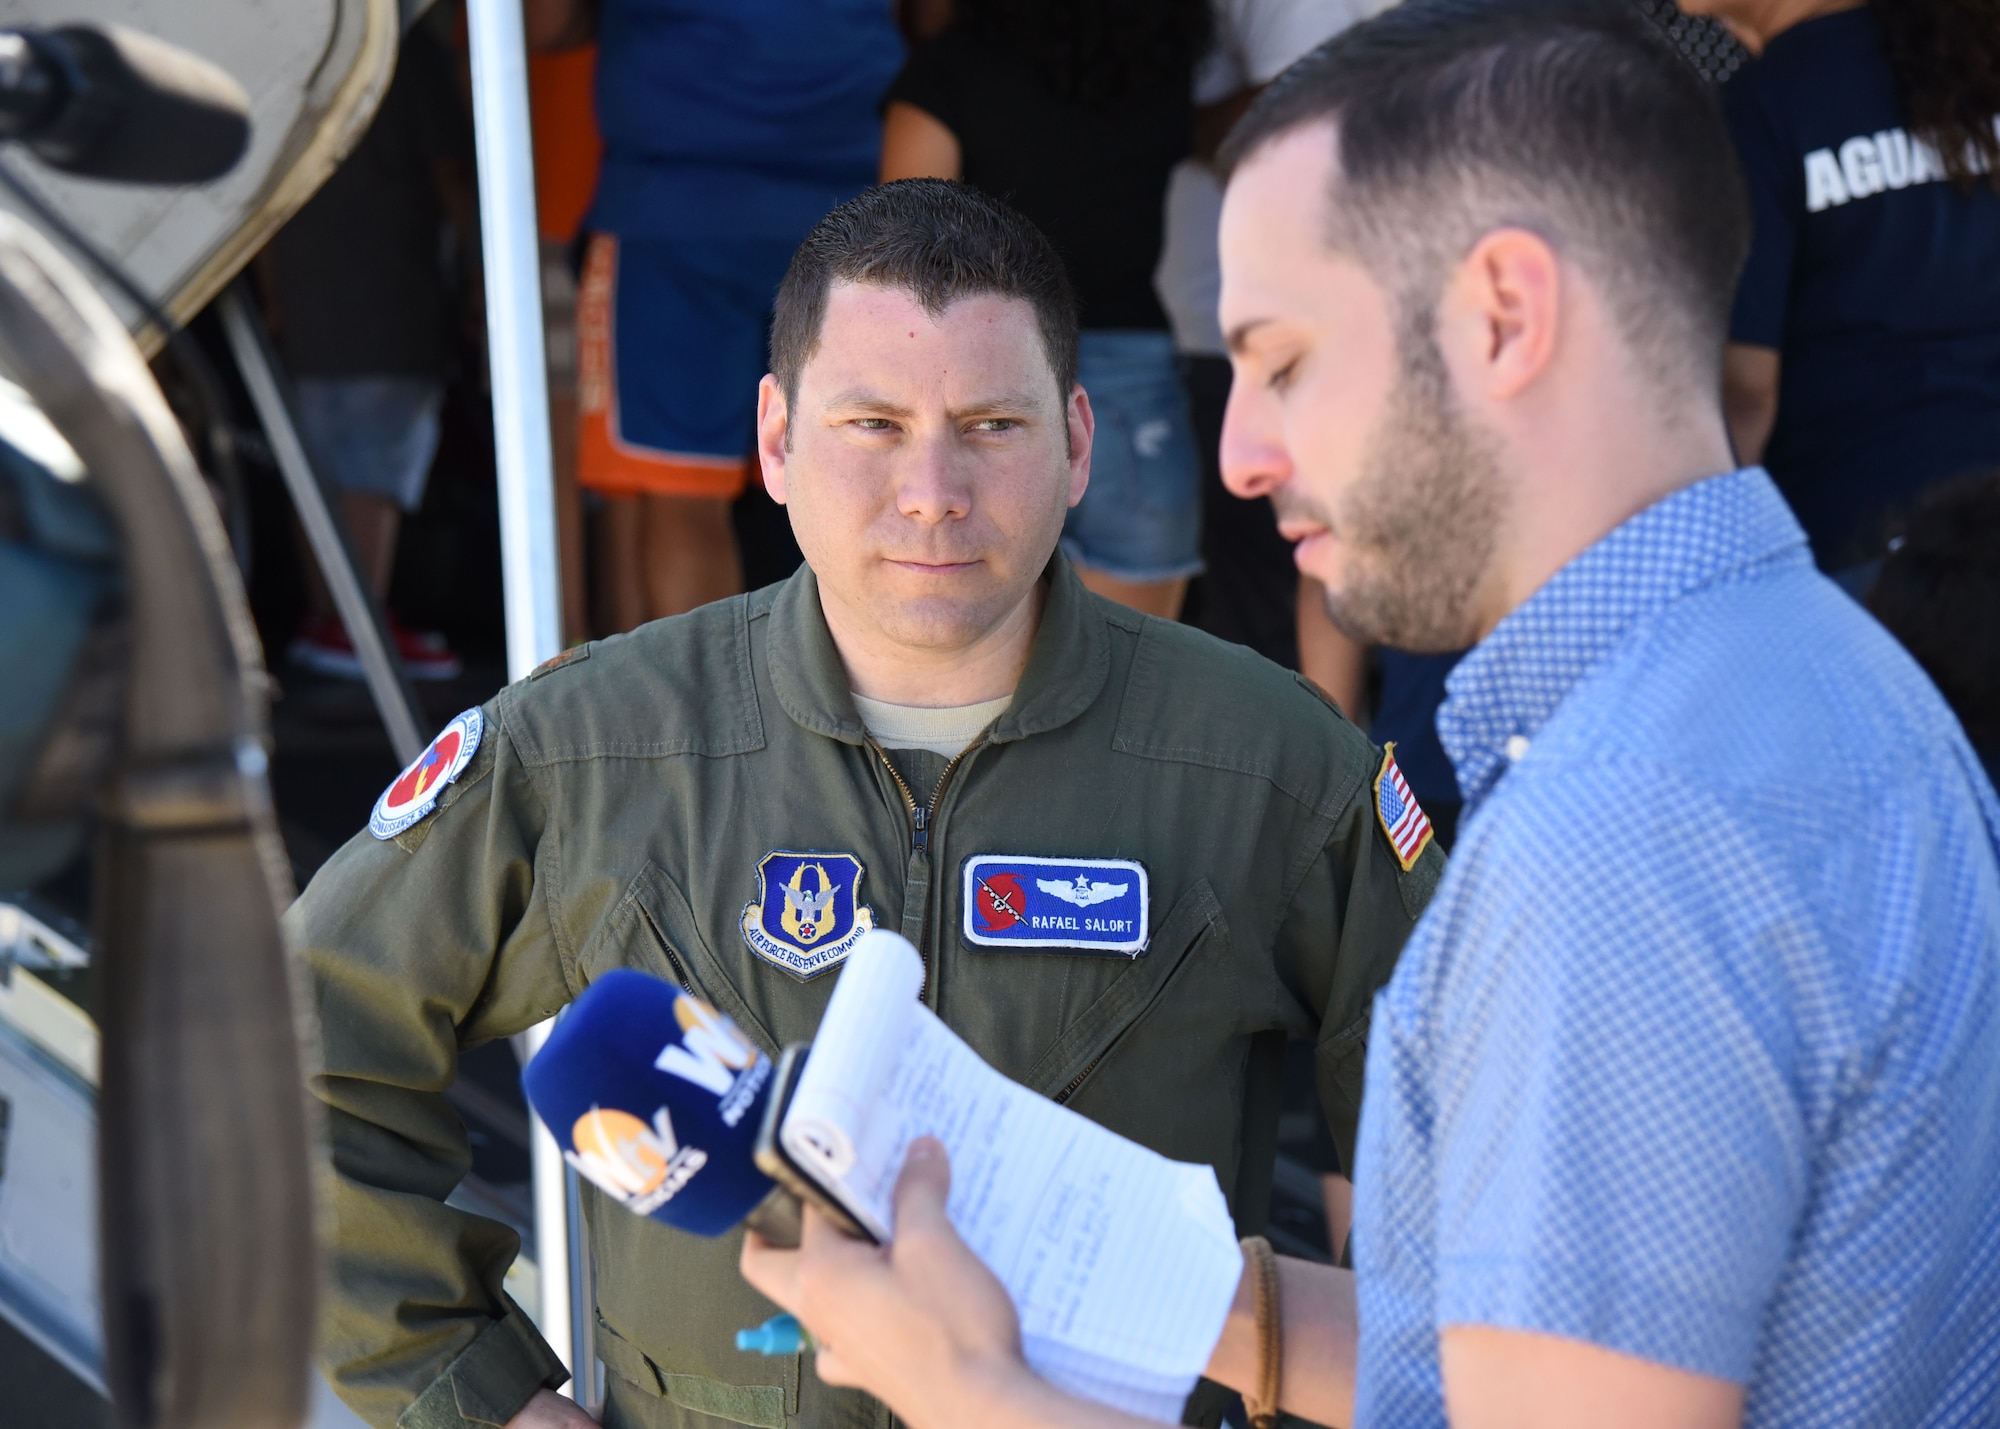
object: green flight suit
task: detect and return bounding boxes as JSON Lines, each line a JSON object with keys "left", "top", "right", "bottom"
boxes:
{"left": 291, "top": 555, "right": 1442, "bottom": 1429}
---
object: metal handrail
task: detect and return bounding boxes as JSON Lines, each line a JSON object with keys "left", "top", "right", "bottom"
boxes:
{"left": 217, "top": 284, "right": 427, "bottom": 766}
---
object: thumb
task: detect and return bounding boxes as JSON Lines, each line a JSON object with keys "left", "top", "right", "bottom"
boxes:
{"left": 892, "top": 1137, "right": 953, "bottom": 1235}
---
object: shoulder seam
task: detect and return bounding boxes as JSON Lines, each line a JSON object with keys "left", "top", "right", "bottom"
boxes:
{"left": 501, "top": 598, "right": 767, "bottom": 766}
{"left": 1109, "top": 732, "right": 1370, "bottom": 822}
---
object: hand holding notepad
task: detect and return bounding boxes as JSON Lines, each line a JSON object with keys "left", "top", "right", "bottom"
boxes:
{"left": 772, "top": 930, "right": 1244, "bottom": 1423}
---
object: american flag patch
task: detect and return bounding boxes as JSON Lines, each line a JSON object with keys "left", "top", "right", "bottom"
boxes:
{"left": 1373, "top": 744, "right": 1434, "bottom": 872}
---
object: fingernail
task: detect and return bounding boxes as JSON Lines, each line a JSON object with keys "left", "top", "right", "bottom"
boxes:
{"left": 907, "top": 1137, "right": 942, "bottom": 1162}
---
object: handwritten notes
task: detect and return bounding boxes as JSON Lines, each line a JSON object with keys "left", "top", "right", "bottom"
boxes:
{"left": 781, "top": 931, "right": 1243, "bottom": 1422}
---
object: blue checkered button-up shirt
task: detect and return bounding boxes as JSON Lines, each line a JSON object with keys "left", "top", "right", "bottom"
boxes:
{"left": 1351, "top": 469, "right": 2000, "bottom": 1426}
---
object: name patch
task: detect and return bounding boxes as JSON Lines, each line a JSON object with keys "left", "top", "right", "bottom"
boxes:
{"left": 961, "top": 855, "right": 1149, "bottom": 957}
{"left": 740, "top": 850, "right": 876, "bottom": 979}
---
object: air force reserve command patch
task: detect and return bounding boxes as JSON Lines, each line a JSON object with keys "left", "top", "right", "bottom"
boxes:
{"left": 1374, "top": 743, "right": 1434, "bottom": 872}
{"left": 369, "top": 708, "right": 483, "bottom": 840}
{"left": 740, "top": 851, "right": 876, "bottom": 979}
{"left": 962, "top": 854, "right": 1149, "bottom": 956}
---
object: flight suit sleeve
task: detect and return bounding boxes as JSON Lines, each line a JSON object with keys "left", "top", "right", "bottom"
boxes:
{"left": 285, "top": 703, "right": 573, "bottom": 1429}
{"left": 1274, "top": 770, "right": 1445, "bottom": 1177}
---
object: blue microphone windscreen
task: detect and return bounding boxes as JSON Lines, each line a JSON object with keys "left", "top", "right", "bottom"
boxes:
{"left": 522, "top": 968, "right": 777, "bottom": 1236}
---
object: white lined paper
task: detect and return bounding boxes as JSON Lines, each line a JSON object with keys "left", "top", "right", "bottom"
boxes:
{"left": 782, "top": 931, "right": 1243, "bottom": 1421}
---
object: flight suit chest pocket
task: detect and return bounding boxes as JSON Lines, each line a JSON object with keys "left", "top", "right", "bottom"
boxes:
{"left": 1020, "top": 879, "right": 1228, "bottom": 1104}
{"left": 584, "top": 861, "right": 781, "bottom": 1060}
{"left": 593, "top": 1313, "right": 796, "bottom": 1428}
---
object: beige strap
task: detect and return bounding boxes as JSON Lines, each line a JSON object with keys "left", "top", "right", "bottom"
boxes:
{"left": 1239, "top": 1235, "right": 1282, "bottom": 1429}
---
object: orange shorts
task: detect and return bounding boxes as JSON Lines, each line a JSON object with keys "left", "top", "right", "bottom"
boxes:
{"left": 577, "top": 233, "right": 780, "bottom": 501}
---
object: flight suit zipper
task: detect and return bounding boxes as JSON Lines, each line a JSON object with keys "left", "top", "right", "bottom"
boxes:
{"left": 869, "top": 737, "right": 987, "bottom": 997}
{"left": 1054, "top": 1047, "right": 1111, "bottom": 1105}
{"left": 638, "top": 905, "right": 694, "bottom": 992}
{"left": 873, "top": 745, "right": 921, "bottom": 845}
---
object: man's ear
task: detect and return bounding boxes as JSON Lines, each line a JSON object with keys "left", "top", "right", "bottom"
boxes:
{"left": 756, "top": 373, "right": 791, "bottom": 504}
{"left": 1065, "top": 383, "right": 1095, "bottom": 508}
{"left": 1441, "top": 227, "right": 1561, "bottom": 403}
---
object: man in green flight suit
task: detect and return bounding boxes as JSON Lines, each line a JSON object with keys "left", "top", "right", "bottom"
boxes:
{"left": 293, "top": 179, "right": 1442, "bottom": 1429}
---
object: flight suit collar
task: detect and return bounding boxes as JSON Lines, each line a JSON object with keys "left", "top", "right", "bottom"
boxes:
{"left": 988, "top": 553, "right": 1110, "bottom": 744}
{"left": 766, "top": 552, "right": 1110, "bottom": 748}
{"left": 767, "top": 565, "right": 869, "bottom": 745}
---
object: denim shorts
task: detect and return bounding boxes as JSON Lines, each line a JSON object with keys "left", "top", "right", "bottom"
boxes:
{"left": 1062, "top": 330, "right": 1204, "bottom": 583}
{"left": 293, "top": 376, "right": 444, "bottom": 513}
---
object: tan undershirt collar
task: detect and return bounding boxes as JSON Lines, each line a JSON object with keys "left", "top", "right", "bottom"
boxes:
{"left": 850, "top": 691, "right": 1015, "bottom": 759}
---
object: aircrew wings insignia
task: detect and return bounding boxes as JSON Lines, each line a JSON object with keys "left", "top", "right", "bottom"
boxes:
{"left": 1036, "top": 875, "right": 1130, "bottom": 908}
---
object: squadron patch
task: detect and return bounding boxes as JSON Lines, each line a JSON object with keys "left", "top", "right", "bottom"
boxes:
{"left": 962, "top": 854, "right": 1149, "bottom": 957}
{"left": 369, "top": 708, "right": 483, "bottom": 840}
{"left": 1373, "top": 743, "right": 1434, "bottom": 872}
{"left": 739, "top": 851, "right": 876, "bottom": 979}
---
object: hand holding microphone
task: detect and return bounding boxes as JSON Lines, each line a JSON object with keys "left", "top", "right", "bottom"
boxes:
{"left": 521, "top": 971, "right": 1034, "bottom": 1426}
{"left": 523, "top": 955, "right": 1244, "bottom": 1426}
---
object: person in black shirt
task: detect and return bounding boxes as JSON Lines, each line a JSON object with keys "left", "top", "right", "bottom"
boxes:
{"left": 1676, "top": 0, "right": 2000, "bottom": 578}
{"left": 881, "top": 0, "right": 1213, "bottom": 619}
{"left": 1866, "top": 471, "right": 2000, "bottom": 790}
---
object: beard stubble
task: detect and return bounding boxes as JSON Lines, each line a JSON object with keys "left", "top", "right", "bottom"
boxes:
{"left": 1315, "top": 318, "right": 1505, "bottom": 651}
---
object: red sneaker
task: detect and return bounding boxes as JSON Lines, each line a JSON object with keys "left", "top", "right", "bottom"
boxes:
{"left": 289, "top": 612, "right": 462, "bottom": 682}
{"left": 289, "top": 611, "right": 363, "bottom": 680}
{"left": 387, "top": 614, "right": 463, "bottom": 681}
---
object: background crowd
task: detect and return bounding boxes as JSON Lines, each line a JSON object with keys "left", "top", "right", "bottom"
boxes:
{"left": 241, "top": 0, "right": 2000, "bottom": 836}
{"left": 183, "top": 0, "right": 2000, "bottom": 1267}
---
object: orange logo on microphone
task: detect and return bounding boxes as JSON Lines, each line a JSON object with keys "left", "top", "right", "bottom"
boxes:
{"left": 566, "top": 1104, "right": 708, "bottom": 1212}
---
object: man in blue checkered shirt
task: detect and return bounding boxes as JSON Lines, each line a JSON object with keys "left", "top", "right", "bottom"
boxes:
{"left": 1210, "top": 2, "right": 2000, "bottom": 1422}
{"left": 736, "top": 1, "right": 2000, "bottom": 1425}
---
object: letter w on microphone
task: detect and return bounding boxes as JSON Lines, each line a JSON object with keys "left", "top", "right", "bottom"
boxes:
{"left": 564, "top": 988, "right": 770, "bottom": 1212}
{"left": 657, "top": 993, "right": 771, "bottom": 1127}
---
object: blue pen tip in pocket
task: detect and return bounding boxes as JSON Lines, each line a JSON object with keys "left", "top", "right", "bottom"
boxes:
{"left": 735, "top": 1313, "right": 806, "bottom": 1356}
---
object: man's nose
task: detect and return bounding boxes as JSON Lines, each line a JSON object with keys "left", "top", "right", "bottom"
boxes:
{"left": 895, "top": 427, "right": 974, "bottom": 522}
{"left": 1219, "top": 377, "right": 1290, "bottom": 500}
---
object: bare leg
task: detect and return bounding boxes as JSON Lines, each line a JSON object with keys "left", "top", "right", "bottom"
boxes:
{"left": 1296, "top": 577, "right": 1369, "bottom": 722}
{"left": 340, "top": 492, "right": 402, "bottom": 599}
{"left": 549, "top": 382, "right": 591, "bottom": 644}
{"left": 301, "top": 491, "right": 403, "bottom": 616}
{"left": 1074, "top": 565, "right": 1189, "bottom": 620}
{"left": 597, "top": 495, "right": 649, "bottom": 635}
{"left": 542, "top": 244, "right": 591, "bottom": 644}
{"left": 639, "top": 493, "right": 743, "bottom": 620}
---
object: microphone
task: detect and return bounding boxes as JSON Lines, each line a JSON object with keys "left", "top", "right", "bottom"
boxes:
{"left": 0, "top": 24, "right": 250, "bottom": 185}
{"left": 522, "top": 969, "right": 784, "bottom": 1238}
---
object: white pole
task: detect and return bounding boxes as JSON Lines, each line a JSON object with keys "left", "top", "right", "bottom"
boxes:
{"left": 465, "top": 0, "right": 563, "bottom": 683}
{"left": 520, "top": 1020, "right": 573, "bottom": 1382}
{"left": 463, "top": 0, "right": 574, "bottom": 1388}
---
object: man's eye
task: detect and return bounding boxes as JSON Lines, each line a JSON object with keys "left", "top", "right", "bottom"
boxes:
{"left": 852, "top": 418, "right": 896, "bottom": 431}
{"left": 971, "top": 418, "right": 1019, "bottom": 433}
{"left": 1267, "top": 359, "right": 1300, "bottom": 392}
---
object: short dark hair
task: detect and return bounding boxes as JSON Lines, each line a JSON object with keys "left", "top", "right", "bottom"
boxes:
{"left": 1876, "top": 0, "right": 2000, "bottom": 192}
{"left": 1218, "top": 0, "right": 1751, "bottom": 394}
{"left": 1867, "top": 471, "right": 2000, "bottom": 754}
{"left": 769, "top": 179, "right": 1080, "bottom": 410}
